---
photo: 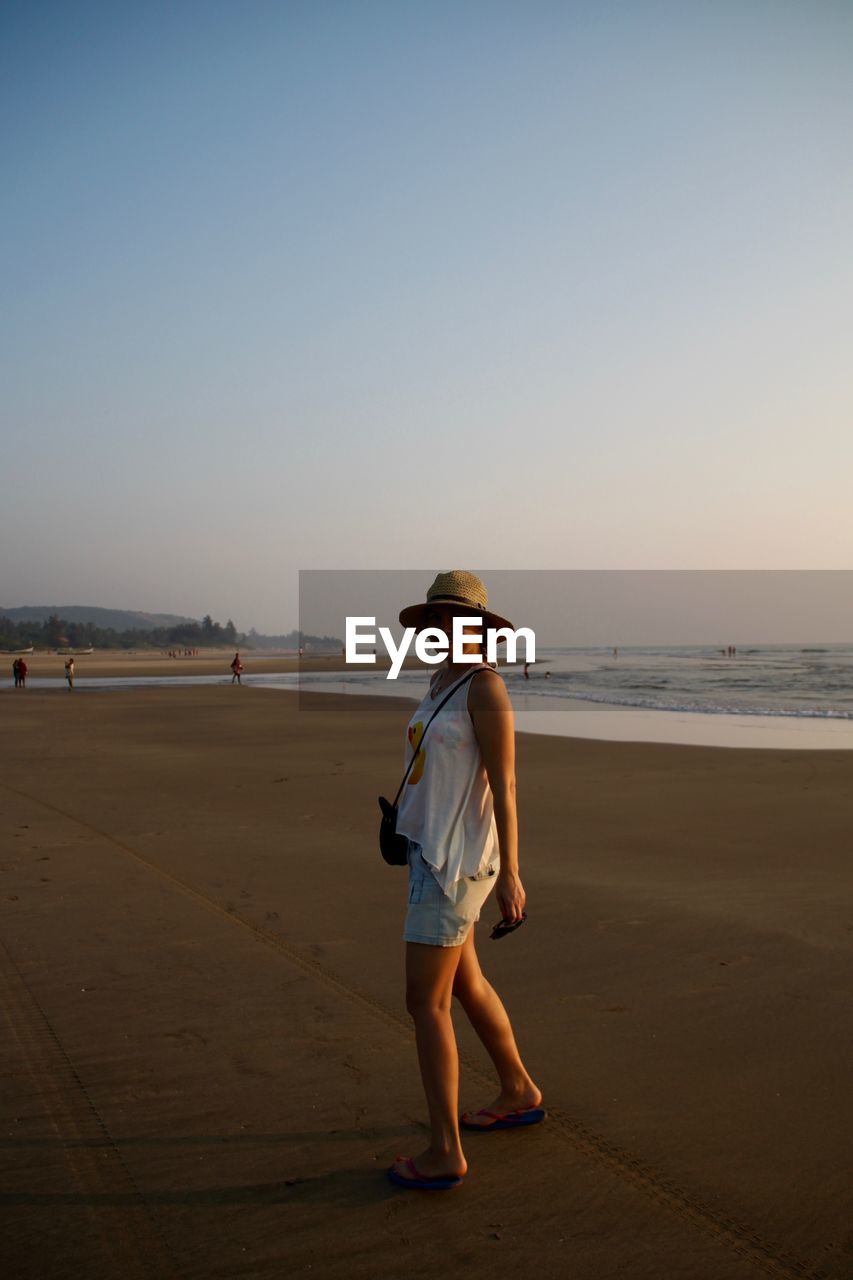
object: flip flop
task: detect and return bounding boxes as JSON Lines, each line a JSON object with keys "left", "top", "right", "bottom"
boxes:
{"left": 387, "top": 1156, "right": 463, "bottom": 1191}
{"left": 460, "top": 1105, "right": 546, "bottom": 1132}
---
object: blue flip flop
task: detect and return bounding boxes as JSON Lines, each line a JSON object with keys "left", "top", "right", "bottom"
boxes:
{"left": 387, "top": 1156, "right": 463, "bottom": 1191}
{"left": 460, "top": 1105, "right": 546, "bottom": 1132}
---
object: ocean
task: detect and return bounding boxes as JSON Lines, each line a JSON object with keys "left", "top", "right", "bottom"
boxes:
{"left": 10, "top": 644, "right": 853, "bottom": 748}
{"left": 502, "top": 644, "right": 853, "bottom": 721}
{"left": 283, "top": 643, "right": 853, "bottom": 748}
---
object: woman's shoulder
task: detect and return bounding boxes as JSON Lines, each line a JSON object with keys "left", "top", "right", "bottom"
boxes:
{"left": 466, "top": 664, "right": 510, "bottom": 712}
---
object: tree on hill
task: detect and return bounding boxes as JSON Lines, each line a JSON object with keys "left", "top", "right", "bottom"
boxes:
{"left": 45, "top": 613, "right": 64, "bottom": 647}
{"left": 0, "top": 611, "right": 246, "bottom": 652}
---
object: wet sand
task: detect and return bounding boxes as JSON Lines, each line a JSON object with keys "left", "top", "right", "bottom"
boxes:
{"left": 1, "top": 685, "right": 852, "bottom": 1279}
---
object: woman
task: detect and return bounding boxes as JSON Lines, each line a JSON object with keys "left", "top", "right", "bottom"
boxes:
{"left": 388, "top": 571, "right": 543, "bottom": 1191}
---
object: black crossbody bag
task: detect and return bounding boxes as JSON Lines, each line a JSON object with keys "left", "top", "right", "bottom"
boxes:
{"left": 378, "top": 669, "right": 478, "bottom": 865}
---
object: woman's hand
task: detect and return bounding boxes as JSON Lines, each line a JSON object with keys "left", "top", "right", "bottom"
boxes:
{"left": 495, "top": 868, "right": 526, "bottom": 924}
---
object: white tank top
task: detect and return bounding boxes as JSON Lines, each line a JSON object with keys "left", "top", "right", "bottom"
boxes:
{"left": 396, "top": 667, "right": 499, "bottom": 895}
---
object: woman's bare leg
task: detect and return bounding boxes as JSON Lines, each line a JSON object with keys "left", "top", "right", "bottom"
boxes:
{"left": 453, "top": 928, "right": 541, "bottom": 1123}
{"left": 391, "top": 941, "right": 468, "bottom": 1181}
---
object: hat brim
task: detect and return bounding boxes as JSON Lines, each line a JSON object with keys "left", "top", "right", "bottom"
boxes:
{"left": 398, "top": 597, "right": 515, "bottom": 635}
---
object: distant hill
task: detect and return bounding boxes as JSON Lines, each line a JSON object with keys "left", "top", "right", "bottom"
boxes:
{"left": 0, "top": 607, "right": 342, "bottom": 652}
{"left": 0, "top": 607, "right": 341, "bottom": 653}
{"left": 0, "top": 605, "right": 198, "bottom": 631}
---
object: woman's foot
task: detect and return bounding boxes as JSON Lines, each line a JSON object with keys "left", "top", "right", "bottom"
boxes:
{"left": 461, "top": 1084, "right": 543, "bottom": 1129}
{"left": 389, "top": 1147, "right": 467, "bottom": 1183}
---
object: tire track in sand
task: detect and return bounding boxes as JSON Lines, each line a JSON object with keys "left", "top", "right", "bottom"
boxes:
{"left": 0, "top": 936, "right": 183, "bottom": 1279}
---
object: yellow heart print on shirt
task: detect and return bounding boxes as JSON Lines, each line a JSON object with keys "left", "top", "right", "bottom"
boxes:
{"left": 407, "top": 721, "right": 425, "bottom": 785}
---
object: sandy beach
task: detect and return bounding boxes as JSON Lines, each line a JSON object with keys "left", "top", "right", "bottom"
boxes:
{"left": 1, "top": 684, "right": 852, "bottom": 1279}
{"left": 3, "top": 649, "right": 347, "bottom": 681}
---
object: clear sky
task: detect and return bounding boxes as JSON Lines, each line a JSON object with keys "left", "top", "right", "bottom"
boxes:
{"left": 2, "top": 1, "right": 851, "bottom": 633}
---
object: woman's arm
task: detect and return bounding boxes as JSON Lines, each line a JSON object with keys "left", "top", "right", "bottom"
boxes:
{"left": 469, "top": 670, "right": 526, "bottom": 924}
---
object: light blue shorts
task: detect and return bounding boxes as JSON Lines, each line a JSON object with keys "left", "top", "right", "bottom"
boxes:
{"left": 403, "top": 840, "right": 499, "bottom": 947}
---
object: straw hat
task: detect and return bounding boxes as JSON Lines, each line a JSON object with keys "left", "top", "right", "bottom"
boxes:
{"left": 399, "top": 570, "right": 514, "bottom": 633}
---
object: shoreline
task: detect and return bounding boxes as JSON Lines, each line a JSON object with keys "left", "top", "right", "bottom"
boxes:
{"left": 5, "top": 668, "right": 853, "bottom": 750}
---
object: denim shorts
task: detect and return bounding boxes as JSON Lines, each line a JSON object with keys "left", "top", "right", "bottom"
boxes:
{"left": 403, "top": 840, "right": 499, "bottom": 947}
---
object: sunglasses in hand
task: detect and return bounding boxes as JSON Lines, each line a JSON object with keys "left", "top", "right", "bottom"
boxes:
{"left": 489, "top": 911, "right": 528, "bottom": 941}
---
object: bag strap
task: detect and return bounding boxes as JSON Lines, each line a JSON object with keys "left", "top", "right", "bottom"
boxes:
{"left": 391, "top": 668, "right": 480, "bottom": 807}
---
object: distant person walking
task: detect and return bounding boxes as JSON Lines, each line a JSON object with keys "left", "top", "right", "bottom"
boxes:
{"left": 17, "top": 659, "right": 28, "bottom": 688}
{"left": 65, "top": 657, "right": 75, "bottom": 689}
{"left": 230, "top": 652, "right": 243, "bottom": 685}
{"left": 12, "top": 659, "right": 20, "bottom": 688}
